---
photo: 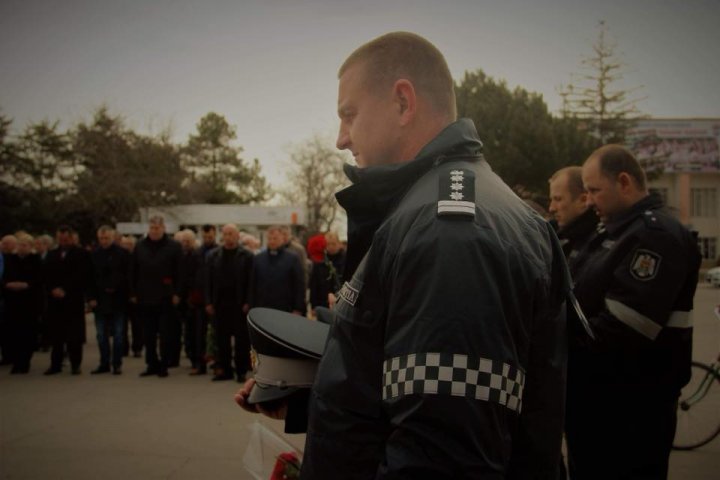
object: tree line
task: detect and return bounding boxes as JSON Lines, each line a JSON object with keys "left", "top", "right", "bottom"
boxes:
{"left": 0, "top": 109, "right": 270, "bottom": 240}
{"left": 287, "top": 21, "right": 642, "bottom": 232}
{"left": 2, "top": 22, "right": 641, "bottom": 239}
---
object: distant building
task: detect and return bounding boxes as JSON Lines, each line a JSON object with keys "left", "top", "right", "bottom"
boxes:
{"left": 627, "top": 118, "right": 720, "bottom": 265}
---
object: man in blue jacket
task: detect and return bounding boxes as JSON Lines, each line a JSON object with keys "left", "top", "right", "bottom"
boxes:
{"left": 248, "top": 225, "right": 305, "bottom": 315}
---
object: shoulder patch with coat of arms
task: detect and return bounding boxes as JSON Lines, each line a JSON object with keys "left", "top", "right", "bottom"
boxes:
{"left": 629, "top": 249, "right": 662, "bottom": 281}
{"left": 437, "top": 168, "right": 476, "bottom": 218}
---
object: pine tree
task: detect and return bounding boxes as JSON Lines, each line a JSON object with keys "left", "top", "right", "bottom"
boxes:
{"left": 559, "top": 21, "right": 645, "bottom": 145}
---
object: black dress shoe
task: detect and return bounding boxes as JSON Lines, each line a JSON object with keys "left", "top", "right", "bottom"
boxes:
{"left": 212, "top": 374, "right": 233, "bottom": 382}
{"left": 44, "top": 367, "right": 61, "bottom": 375}
{"left": 10, "top": 367, "right": 29, "bottom": 374}
{"left": 71, "top": 367, "right": 81, "bottom": 375}
{"left": 112, "top": 367, "right": 122, "bottom": 375}
{"left": 157, "top": 370, "right": 169, "bottom": 378}
{"left": 91, "top": 366, "right": 110, "bottom": 374}
{"left": 139, "top": 369, "right": 159, "bottom": 377}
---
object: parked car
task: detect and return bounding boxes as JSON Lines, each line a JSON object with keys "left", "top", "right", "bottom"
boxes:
{"left": 706, "top": 266, "right": 720, "bottom": 287}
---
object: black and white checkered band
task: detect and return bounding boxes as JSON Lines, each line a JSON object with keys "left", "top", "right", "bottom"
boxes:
{"left": 383, "top": 352, "right": 524, "bottom": 412}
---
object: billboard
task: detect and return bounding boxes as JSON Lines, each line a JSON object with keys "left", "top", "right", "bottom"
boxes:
{"left": 628, "top": 119, "right": 720, "bottom": 173}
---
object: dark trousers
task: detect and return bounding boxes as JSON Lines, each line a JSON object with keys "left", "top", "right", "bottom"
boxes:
{"left": 139, "top": 303, "right": 173, "bottom": 372}
{"left": 167, "top": 306, "right": 182, "bottom": 366}
{"left": 6, "top": 314, "right": 37, "bottom": 371}
{"left": 566, "top": 389, "right": 677, "bottom": 480}
{"left": 0, "top": 297, "right": 9, "bottom": 363}
{"left": 195, "top": 309, "right": 209, "bottom": 368}
{"left": 124, "top": 303, "right": 143, "bottom": 355}
{"left": 94, "top": 311, "right": 125, "bottom": 368}
{"left": 214, "top": 302, "right": 250, "bottom": 377}
{"left": 177, "top": 302, "right": 198, "bottom": 364}
{"left": 180, "top": 303, "right": 206, "bottom": 369}
{"left": 50, "top": 337, "right": 82, "bottom": 370}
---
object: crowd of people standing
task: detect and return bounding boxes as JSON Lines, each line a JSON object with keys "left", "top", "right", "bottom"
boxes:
{"left": 0, "top": 218, "right": 345, "bottom": 382}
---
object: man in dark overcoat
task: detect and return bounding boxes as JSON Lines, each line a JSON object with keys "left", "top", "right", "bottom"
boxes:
{"left": 44, "top": 225, "right": 94, "bottom": 375}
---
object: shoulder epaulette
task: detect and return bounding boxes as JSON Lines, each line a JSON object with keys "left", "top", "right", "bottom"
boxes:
{"left": 642, "top": 209, "right": 664, "bottom": 230}
{"left": 437, "top": 168, "right": 476, "bottom": 218}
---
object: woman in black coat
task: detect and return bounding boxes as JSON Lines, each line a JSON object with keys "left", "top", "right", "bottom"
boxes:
{"left": 2, "top": 233, "right": 43, "bottom": 373}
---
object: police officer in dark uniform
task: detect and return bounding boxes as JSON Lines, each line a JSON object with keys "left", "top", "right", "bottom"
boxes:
{"left": 566, "top": 145, "right": 701, "bottom": 479}
{"left": 548, "top": 166, "right": 599, "bottom": 274}
{"left": 237, "top": 32, "right": 571, "bottom": 479}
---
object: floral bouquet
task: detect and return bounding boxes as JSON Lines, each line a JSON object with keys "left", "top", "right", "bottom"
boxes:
{"left": 243, "top": 422, "right": 302, "bottom": 480}
{"left": 270, "top": 451, "right": 301, "bottom": 480}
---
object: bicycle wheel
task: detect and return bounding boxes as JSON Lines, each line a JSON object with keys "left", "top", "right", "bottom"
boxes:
{"left": 673, "top": 361, "right": 720, "bottom": 450}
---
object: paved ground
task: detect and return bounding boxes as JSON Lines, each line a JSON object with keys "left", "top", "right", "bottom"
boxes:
{"left": 1, "top": 283, "right": 719, "bottom": 479}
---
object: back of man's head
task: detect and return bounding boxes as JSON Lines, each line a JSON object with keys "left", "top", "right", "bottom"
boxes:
{"left": 339, "top": 31, "right": 457, "bottom": 121}
{"left": 592, "top": 145, "right": 647, "bottom": 191}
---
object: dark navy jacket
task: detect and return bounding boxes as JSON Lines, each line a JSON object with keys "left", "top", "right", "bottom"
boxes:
{"left": 131, "top": 235, "right": 181, "bottom": 306}
{"left": 568, "top": 194, "right": 701, "bottom": 398}
{"left": 91, "top": 244, "right": 131, "bottom": 314}
{"left": 249, "top": 246, "right": 305, "bottom": 313}
{"left": 205, "top": 246, "right": 254, "bottom": 307}
{"left": 300, "top": 119, "right": 569, "bottom": 479}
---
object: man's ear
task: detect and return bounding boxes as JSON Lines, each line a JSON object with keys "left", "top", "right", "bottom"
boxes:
{"left": 393, "top": 79, "right": 416, "bottom": 125}
{"left": 617, "top": 172, "right": 633, "bottom": 192}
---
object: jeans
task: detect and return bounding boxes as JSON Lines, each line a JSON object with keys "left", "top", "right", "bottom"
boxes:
{"left": 94, "top": 311, "right": 125, "bottom": 368}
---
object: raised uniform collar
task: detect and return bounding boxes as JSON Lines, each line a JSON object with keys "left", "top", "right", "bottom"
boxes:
{"left": 558, "top": 208, "right": 599, "bottom": 242}
{"left": 336, "top": 118, "right": 483, "bottom": 277}
{"left": 604, "top": 194, "right": 663, "bottom": 236}
{"left": 337, "top": 118, "right": 482, "bottom": 214}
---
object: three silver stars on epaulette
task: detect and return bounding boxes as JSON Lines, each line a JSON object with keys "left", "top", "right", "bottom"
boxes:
{"left": 438, "top": 168, "right": 475, "bottom": 217}
{"left": 450, "top": 170, "right": 465, "bottom": 201}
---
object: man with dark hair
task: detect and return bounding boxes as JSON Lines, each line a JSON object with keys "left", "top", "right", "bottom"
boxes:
{"left": 236, "top": 32, "right": 570, "bottom": 479}
{"left": 131, "top": 216, "right": 181, "bottom": 378}
{"left": 89, "top": 225, "right": 130, "bottom": 375}
{"left": 205, "top": 224, "right": 254, "bottom": 381}
{"left": 548, "top": 166, "right": 599, "bottom": 269}
{"left": 565, "top": 144, "right": 701, "bottom": 479}
{"left": 44, "top": 226, "right": 94, "bottom": 375}
{"left": 200, "top": 224, "right": 218, "bottom": 255}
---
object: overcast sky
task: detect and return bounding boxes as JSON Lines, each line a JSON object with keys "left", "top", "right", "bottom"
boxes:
{"left": 2, "top": 0, "right": 719, "bottom": 187}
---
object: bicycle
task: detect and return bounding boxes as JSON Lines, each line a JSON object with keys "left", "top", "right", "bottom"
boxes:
{"left": 672, "top": 305, "right": 720, "bottom": 450}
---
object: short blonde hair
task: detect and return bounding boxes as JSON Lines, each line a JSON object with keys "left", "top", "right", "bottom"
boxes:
{"left": 339, "top": 32, "right": 457, "bottom": 119}
{"left": 16, "top": 232, "right": 34, "bottom": 245}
